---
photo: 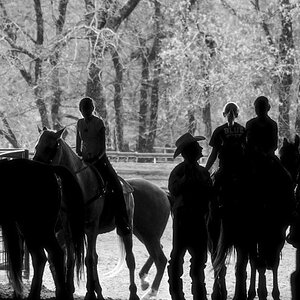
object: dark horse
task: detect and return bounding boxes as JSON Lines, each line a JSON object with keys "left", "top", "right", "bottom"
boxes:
{"left": 33, "top": 128, "right": 170, "bottom": 300}
{"left": 210, "top": 149, "right": 294, "bottom": 300}
{"left": 279, "top": 135, "right": 300, "bottom": 300}
{"left": 0, "top": 158, "right": 85, "bottom": 300}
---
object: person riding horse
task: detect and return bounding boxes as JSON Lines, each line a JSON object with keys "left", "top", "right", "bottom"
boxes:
{"left": 168, "top": 132, "right": 213, "bottom": 300}
{"left": 205, "top": 102, "right": 247, "bottom": 210}
{"left": 76, "top": 97, "right": 131, "bottom": 236}
{"left": 245, "top": 96, "right": 294, "bottom": 225}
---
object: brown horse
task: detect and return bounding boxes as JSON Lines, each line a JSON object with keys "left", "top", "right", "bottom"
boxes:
{"left": 33, "top": 128, "right": 170, "bottom": 300}
{"left": 0, "top": 158, "right": 85, "bottom": 300}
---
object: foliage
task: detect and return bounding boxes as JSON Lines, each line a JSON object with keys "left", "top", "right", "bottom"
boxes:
{"left": 0, "top": 0, "right": 300, "bottom": 152}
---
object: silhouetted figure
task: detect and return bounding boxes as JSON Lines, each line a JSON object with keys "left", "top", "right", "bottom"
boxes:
{"left": 205, "top": 102, "right": 246, "bottom": 200}
{"left": 245, "top": 96, "right": 289, "bottom": 200}
{"left": 246, "top": 96, "right": 278, "bottom": 161}
{"left": 168, "top": 133, "right": 213, "bottom": 300}
{"left": 246, "top": 97, "right": 295, "bottom": 298}
{"left": 76, "top": 97, "right": 131, "bottom": 236}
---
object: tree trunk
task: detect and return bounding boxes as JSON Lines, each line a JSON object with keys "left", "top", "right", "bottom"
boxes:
{"left": 0, "top": 111, "right": 20, "bottom": 147}
{"left": 34, "top": 0, "right": 50, "bottom": 129}
{"left": 137, "top": 45, "right": 149, "bottom": 153}
{"left": 146, "top": 60, "right": 161, "bottom": 151}
{"left": 112, "top": 49, "right": 124, "bottom": 151}
{"left": 84, "top": 0, "right": 108, "bottom": 123}
{"left": 277, "top": 0, "right": 294, "bottom": 140}
{"left": 50, "top": 0, "right": 69, "bottom": 131}
{"left": 84, "top": 0, "right": 142, "bottom": 148}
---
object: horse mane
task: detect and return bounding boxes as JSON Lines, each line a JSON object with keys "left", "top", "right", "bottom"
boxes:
{"left": 55, "top": 138, "right": 83, "bottom": 172}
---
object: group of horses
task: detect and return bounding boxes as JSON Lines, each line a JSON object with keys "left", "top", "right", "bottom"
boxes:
{"left": 1, "top": 128, "right": 299, "bottom": 300}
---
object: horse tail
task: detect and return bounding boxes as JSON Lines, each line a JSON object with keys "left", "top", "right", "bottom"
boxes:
{"left": 1, "top": 222, "right": 23, "bottom": 296}
{"left": 212, "top": 221, "right": 234, "bottom": 276}
{"left": 103, "top": 235, "right": 126, "bottom": 278}
{"left": 53, "top": 165, "right": 85, "bottom": 280}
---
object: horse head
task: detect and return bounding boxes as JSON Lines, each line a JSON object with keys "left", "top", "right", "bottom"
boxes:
{"left": 33, "top": 127, "right": 65, "bottom": 163}
{"left": 279, "top": 135, "right": 300, "bottom": 184}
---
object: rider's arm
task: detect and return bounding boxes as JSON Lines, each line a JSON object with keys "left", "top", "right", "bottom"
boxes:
{"left": 270, "top": 121, "right": 278, "bottom": 154}
{"left": 97, "top": 124, "right": 106, "bottom": 160}
{"left": 205, "top": 147, "right": 218, "bottom": 171}
{"left": 76, "top": 121, "right": 82, "bottom": 157}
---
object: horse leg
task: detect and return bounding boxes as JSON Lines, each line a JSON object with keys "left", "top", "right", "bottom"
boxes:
{"left": 211, "top": 262, "right": 227, "bottom": 300}
{"left": 122, "top": 233, "right": 140, "bottom": 300}
{"left": 257, "top": 266, "right": 268, "bottom": 300}
{"left": 233, "top": 247, "right": 247, "bottom": 300}
{"left": 247, "top": 253, "right": 257, "bottom": 300}
{"left": 141, "top": 241, "right": 167, "bottom": 300}
{"left": 26, "top": 246, "right": 47, "bottom": 300}
{"left": 56, "top": 228, "right": 76, "bottom": 297}
{"left": 85, "top": 231, "right": 103, "bottom": 300}
{"left": 291, "top": 249, "right": 300, "bottom": 300}
{"left": 271, "top": 259, "right": 280, "bottom": 300}
{"left": 139, "top": 257, "right": 153, "bottom": 291}
{"left": 46, "top": 235, "right": 72, "bottom": 300}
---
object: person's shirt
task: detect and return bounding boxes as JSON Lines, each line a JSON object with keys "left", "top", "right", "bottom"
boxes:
{"left": 168, "top": 161, "right": 213, "bottom": 214}
{"left": 246, "top": 115, "right": 278, "bottom": 156}
{"left": 209, "top": 122, "right": 246, "bottom": 170}
{"left": 76, "top": 115, "right": 105, "bottom": 162}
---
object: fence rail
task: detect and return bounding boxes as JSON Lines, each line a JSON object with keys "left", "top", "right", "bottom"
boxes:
{"left": 107, "top": 150, "right": 208, "bottom": 165}
{"left": 107, "top": 150, "right": 182, "bottom": 163}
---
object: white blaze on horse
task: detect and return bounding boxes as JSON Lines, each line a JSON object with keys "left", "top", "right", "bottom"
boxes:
{"left": 33, "top": 127, "right": 170, "bottom": 300}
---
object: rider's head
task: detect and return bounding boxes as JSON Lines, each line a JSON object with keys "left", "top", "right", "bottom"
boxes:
{"left": 254, "top": 96, "right": 270, "bottom": 117}
{"left": 223, "top": 102, "right": 239, "bottom": 125}
{"left": 173, "top": 133, "right": 205, "bottom": 162}
{"left": 79, "top": 97, "right": 95, "bottom": 118}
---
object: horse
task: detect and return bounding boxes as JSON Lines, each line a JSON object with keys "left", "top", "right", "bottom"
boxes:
{"left": 211, "top": 148, "right": 295, "bottom": 300}
{"left": 208, "top": 163, "right": 252, "bottom": 300}
{"left": 278, "top": 135, "right": 300, "bottom": 300}
{"left": 0, "top": 158, "right": 85, "bottom": 300}
{"left": 33, "top": 127, "right": 171, "bottom": 300}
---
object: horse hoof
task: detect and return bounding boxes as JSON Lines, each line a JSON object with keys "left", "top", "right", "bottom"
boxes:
{"left": 141, "top": 288, "right": 158, "bottom": 300}
{"left": 140, "top": 275, "right": 150, "bottom": 291}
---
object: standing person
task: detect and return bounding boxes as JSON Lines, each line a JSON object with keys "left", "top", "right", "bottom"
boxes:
{"left": 205, "top": 102, "right": 246, "bottom": 194}
{"left": 76, "top": 97, "right": 131, "bottom": 236}
{"left": 168, "top": 132, "right": 213, "bottom": 300}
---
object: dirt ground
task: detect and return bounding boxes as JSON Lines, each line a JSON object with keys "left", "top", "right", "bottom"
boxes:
{"left": 0, "top": 162, "right": 296, "bottom": 299}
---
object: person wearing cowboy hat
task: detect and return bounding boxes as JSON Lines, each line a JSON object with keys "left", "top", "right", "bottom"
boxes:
{"left": 168, "top": 132, "right": 213, "bottom": 300}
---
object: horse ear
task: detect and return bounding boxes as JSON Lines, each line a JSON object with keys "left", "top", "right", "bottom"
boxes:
{"left": 55, "top": 127, "right": 65, "bottom": 139}
{"left": 295, "top": 135, "right": 300, "bottom": 148}
{"left": 37, "top": 126, "right": 42, "bottom": 134}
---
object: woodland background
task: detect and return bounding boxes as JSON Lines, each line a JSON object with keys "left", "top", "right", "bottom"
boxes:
{"left": 0, "top": 0, "right": 299, "bottom": 155}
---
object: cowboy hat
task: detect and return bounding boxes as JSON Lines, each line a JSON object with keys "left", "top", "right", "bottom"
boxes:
{"left": 173, "top": 132, "right": 205, "bottom": 158}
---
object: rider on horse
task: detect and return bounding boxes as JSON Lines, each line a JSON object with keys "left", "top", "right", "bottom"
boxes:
{"left": 205, "top": 102, "right": 247, "bottom": 210}
{"left": 245, "top": 96, "right": 278, "bottom": 169}
{"left": 76, "top": 97, "right": 131, "bottom": 236}
{"left": 245, "top": 96, "right": 293, "bottom": 212}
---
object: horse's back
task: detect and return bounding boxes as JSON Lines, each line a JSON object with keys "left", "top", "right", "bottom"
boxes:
{"left": 127, "top": 178, "right": 170, "bottom": 239}
{"left": 0, "top": 159, "right": 60, "bottom": 225}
